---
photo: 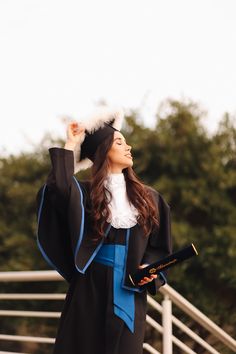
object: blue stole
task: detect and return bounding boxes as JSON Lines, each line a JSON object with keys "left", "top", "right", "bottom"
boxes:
{"left": 93, "top": 230, "right": 144, "bottom": 333}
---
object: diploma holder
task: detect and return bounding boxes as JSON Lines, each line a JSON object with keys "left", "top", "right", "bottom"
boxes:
{"left": 129, "top": 244, "right": 198, "bottom": 286}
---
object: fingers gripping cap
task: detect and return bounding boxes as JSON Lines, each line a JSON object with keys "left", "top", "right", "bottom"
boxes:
{"left": 74, "top": 107, "right": 124, "bottom": 174}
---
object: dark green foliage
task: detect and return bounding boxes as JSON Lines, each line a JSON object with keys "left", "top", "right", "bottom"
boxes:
{"left": 126, "top": 99, "right": 236, "bottom": 352}
{"left": 0, "top": 100, "right": 235, "bottom": 353}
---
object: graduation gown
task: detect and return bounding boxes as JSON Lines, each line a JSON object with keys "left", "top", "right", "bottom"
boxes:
{"left": 36, "top": 147, "right": 172, "bottom": 354}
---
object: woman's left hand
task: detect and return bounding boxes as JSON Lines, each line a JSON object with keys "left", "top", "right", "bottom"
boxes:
{"left": 137, "top": 264, "right": 157, "bottom": 286}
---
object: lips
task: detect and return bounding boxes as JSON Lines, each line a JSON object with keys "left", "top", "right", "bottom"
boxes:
{"left": 125, "top": 154, "right": 132, "bottom": 158}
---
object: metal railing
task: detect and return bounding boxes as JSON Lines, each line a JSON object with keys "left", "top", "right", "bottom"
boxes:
{"left": 0, "top": 270, "right": 235, "bottom": 354}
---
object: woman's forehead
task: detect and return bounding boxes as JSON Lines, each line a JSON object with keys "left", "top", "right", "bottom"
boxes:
{"left": 114, "top": 131, "right": 124, "bottom": 139}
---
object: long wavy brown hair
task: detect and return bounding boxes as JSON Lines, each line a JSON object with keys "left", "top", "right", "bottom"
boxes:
{"left": 89, "top": 132, "right": 160, "bottom": 240}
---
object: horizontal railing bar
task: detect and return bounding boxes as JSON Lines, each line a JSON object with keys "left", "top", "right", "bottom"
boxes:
{"left": 146, "top": 314, "right": 163, "bottom": 333}
{"left": 0, "top": 351, "right": 27, "bottom": 354}
{"left": 0, "top": 270, "right": 62, "bottom": 282}
{"left": 0, "top": 297, "right": 220, "bottom": 354}
{"left": 171, "top": 312, "right": 220, "bottom": 354}
{"left": 143, "top": 342, "right": 161, "bottom": 354}
{"left": 0, "top": 310, "right": 60, "bottom": 318}
{"left": 0, "top": 351, "right": 30, "bottom": 354}
{"left": 146, "top": 315, "right": 197, "bottom": 354}
{"left": 160, "top": 285, "right": 236, "bottom": 351}
{"left": 0, "top": 271, "right": 235, "bottom": 352}
{"left": 0, "top": 333, "right": 162, "bottom": 353}
{"left": 0, "top": 334, "right": 55, "bottom": 343}
{"left": 0, "top": 293, "right": 65, "bottom": 300}
{"left": 147, "top": 296, "right": 220, "bottom": 354}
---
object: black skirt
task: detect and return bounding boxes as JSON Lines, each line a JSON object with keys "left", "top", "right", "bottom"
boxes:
{"left": 52, "top": 226, "right": 148, "bottom": 354}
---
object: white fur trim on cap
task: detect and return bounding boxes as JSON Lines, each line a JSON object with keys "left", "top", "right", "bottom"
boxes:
{"left": 74, "top": 106, "right": 124, "bottom": 174}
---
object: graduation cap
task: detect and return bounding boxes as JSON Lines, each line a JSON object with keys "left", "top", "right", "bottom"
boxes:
{"left": 73, "top": 107, "right": 124, "bottom": 173}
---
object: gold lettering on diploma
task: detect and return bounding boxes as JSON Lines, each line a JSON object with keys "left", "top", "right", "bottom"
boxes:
{"left": 148, "top": 259, "right": 178, "bottom": 274}
{"left": 149, "top": 268, "right": 157, "bottom": 274}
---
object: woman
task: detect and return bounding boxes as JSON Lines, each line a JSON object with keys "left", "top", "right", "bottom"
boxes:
{"left": 36, "top": 108, "right": 172, "bottom": 354}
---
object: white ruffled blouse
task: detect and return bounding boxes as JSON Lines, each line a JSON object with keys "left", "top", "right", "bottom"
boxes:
{"left": 104, "top": 173, "right": 139, "bottom": 229}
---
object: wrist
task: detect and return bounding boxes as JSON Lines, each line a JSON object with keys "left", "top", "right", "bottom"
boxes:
{"left": 64, "top": 141, "right": 77, "bottom": 151}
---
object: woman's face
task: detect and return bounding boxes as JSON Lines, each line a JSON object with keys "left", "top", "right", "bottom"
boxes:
{"left": 107, "top": 131, "right": 133, "bottom": 172}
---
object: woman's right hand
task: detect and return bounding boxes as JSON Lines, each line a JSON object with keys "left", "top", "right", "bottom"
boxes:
{"left": 64, "top": 122, "right": 86, "bottom": 150}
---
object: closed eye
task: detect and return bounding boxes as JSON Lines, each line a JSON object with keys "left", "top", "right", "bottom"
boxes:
{"left": 114, "top": 137, "right": 126, "bottom": 145}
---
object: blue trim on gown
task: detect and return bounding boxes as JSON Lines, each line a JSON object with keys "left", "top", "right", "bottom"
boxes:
{"left": 93, "top": 229, "right": 145, "bottom": 333}
{"left": 37, "top": 184, "right": 67, "bottom": 279}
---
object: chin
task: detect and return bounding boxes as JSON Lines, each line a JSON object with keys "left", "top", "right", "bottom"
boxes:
{"left": 124, "top": 161, "right": 133, "bottom": 169}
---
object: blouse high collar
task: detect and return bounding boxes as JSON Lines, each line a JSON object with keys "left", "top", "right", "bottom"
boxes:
{"left": 104, "top": 173, "right": 138, "bottom": 229}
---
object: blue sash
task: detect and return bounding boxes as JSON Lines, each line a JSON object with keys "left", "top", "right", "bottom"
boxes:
{"left": 94, "top": 243, "right": 137, "bottom": 333}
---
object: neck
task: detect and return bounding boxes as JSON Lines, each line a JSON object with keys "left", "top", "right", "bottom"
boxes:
{"left": 108, "top": 167, "right": 123, "bottom": 174}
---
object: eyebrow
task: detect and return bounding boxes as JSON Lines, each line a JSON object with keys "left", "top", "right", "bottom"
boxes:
{"left": 114, "top": 137, "right": 126, "bottom": 143}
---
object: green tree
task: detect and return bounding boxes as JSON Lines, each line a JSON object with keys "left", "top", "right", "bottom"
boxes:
{"left": 124, "top": 99, "right": 236, "bottom": 352}
{"left": 0, "top": 100, "right": 235, "bottom": 353}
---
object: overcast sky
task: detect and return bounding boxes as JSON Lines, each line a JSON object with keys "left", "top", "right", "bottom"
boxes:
{"left": 0, "top": 0, "right": 236, "bottom": 155}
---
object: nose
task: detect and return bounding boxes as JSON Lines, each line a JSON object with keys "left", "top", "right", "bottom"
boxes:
{"left": 126, "top": 143, "right": 132, "bottom": 151}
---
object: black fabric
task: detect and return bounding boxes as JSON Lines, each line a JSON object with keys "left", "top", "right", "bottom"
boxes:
{"left": 52, "top": 227, "right": 147, "bottom": 354}
{"left": 80, "top": 123, "right": 117, "bottom": 161}
{"left": 141, "top": 190, "right": 172, "bottom": 295}
{"left": 36, "top": 147, "right": 172, "bottom": 353}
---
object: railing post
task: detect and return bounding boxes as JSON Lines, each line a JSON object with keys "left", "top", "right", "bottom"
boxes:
{"left": 162, "top": 294, "right": 173, "bottom": 354}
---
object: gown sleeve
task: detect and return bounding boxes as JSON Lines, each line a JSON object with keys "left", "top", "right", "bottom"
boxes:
{"left": 141, "top": 191, "right": 172, "bottom": 295}
{"left": 36, "top": 148, "right": 76, "bottom": 283}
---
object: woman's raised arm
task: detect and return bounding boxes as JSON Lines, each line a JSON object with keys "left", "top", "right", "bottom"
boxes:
{"left": 64, "top": 121, "right": 85, "bottom": 151}
{"left": 46, "top": 122, "right": 86, "bottom": 205}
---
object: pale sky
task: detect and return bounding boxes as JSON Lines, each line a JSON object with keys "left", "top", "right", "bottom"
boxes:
{"left": 0, "top": 0, "right": 236, "bottom": 155}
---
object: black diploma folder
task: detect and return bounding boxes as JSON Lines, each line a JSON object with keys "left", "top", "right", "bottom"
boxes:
{"left": 129, "top": 243, "right": 198, "bottom": 286}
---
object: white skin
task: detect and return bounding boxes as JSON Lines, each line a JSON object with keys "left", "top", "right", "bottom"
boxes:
{"left": 65, "top": 122, "right": 157, "bottom": 286}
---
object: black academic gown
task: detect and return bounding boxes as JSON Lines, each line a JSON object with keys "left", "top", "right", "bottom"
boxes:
{"left": 36, "top": 147, "right": 172, "bottom": 354}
